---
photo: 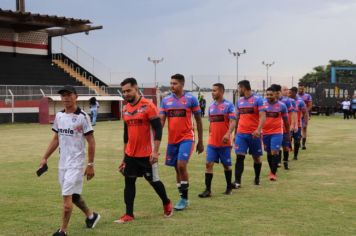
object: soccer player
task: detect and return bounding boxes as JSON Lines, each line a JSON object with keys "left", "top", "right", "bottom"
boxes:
{"left": 160, "top": 74, "right": 204, "bottom": 210}
{"left": 198, "top": 83, "right": 236, "bottom": 198}
{"left": 289, "top": 87, "right": 309, "bottom": 160}
{"left": 233, "top": 80, "right": 266, "bottom": 188}
{"left": 281, "top": 85, "right": 297, "bottom": 169}
{"left": 262, "top": 87, "right": 290, "bottom": 181}
{"left": 116, "top": 78, "right": 173, "bottom": 223}
{"left": 271, "top": 84, "right": 296, "bottom": 170}
{"left": 38, "top": 85, "right": 100, "bottom": 236}
{"left": 298, "top": 84, "right": 312, "bottom": 149}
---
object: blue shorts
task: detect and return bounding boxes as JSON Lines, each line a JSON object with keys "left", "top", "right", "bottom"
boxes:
{"left": 165, "top": 140, "right": 194, "bottom": 167}
{"left": 282, "top": 133, "right": 291, "bottom": 149}
{"left": 291, "top": 128, "right": 302, "bottom": 140}
{"left": 263, "top": 134, "right": 283, "bottom": 152}
{"left": 234, "top": 133, "right": 263, "bottom": 157}
{"left": 206, "top": 145, "right": 232, "bottom": 166}
{"left": 301, "top": 117, "right": 307, "bottom": 128}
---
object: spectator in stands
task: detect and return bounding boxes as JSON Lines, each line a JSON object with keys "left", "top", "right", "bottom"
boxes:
{"left": 351, "top": 95, "right": 356, "bottom": 119}
{"left": 341, "top": 98, "right": 351, "bottom": 120}
{"left": 89, "top": 97, "right": 99, "bottom": 126}
{"left": 199, "top": 95, "right": 206, "bottom": 117}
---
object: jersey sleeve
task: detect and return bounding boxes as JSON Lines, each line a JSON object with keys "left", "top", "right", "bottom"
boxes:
{"left": 228, "top": 103, "right": 236, "bottom": 120}
{"left": 285, "top": 99, "right": 292, "bottom": 112}
{"left": 299, "top": 100, "right": 307, "bottom": 112}
{"left": 82, "top": 113, "right": 94, "bottom": 136}
{"left": 290, "top": 99, "right": 297, "bottom": 112}
{"left": 159, "top": 99, "right": 167, "bottom": 115}
{"left": 281, "top": 104, "right": 288, "bottom": 118}
{"left": 191, "top": 96, "right": 201, "bottom": 114}
{"left": 52, "top": 113, "right": 58, "bottom": 133}
{"left": 257, "top": 97, "right": 267, "bottom": 112}
{"left": 147, "top": 102, "right": 160, "bottom": 120}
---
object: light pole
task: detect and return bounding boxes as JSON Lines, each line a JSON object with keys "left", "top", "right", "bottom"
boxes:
{"left": 147, "top": 57, "right": 164, "bottom": 88}
{"left": 262, "top": 61, "right": 275, "bottom": 88}
{"left": 228, "top": 49, "right": 246, "bottom": 88}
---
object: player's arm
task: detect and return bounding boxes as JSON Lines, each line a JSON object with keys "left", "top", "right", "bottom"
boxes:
{"left": 252, "top": 111, "right": 266, "bottom": 138}
{"left": 282, "top": 116, "right": 290, "bottom": 136}
{"left": 149, "top": 117, "right": 163, "bottom": 164}
{"left": 223, "top": 118, "right": 236, "bottom": 144}
{"left": 160, "top": 114, "right": 166, "bottom": 127}
{"left": 119, "top": 122, "right": 128, "bottom": 173}
{"left": 39, "top": 133, "right": 59, "bottom": 167}
{"left": 194, "top": 112, "right": 204, "bottom": 154}
{"left": 84, "top": 132, "right": 95, "bottom": 180}
{"left": 302, "top": 107, "right": 309, "bottom": 126}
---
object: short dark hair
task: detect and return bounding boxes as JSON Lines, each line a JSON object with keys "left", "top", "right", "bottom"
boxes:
{"left": 238, "top": 80, "right": 251, "bottom": 90}
{"left": 290, "top": 87, "right": 298, "bottom": 93}
{"left": 266, "top": 87, "right": 274, "bottom": 92}
{"left": 298, "top": 83, "right": 305, "bottom": 87}
{"left": 171, "top": 74, "right": 185, "bottom": 84}
{"left": 213, "top": 83, "right": 225, "bottom": 92}
{"left": 121, "top": 77, "right": 138, "bottom": 87}
{"left": 270, "top": 84, "right": 281, "bottom": 92}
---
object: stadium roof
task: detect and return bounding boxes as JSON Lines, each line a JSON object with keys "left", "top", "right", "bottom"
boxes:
{"left": 0, "top": 8, "right": 102, "bottom": 36}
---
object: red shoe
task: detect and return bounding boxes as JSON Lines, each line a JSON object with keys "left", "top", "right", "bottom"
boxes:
{"left": 114, "top": 214, "right": 134, "bottom": 224}
{"left": 163, "top": 200, "right": 174, "bottom": 217}
{"left": 269, "top": 172, "right": 277, "bottom": 181}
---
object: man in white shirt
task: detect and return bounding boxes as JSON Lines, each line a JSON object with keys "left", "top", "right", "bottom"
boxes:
{"left": 38, "top": 85, "right": 100, "bottom": 236}
{"left": 341, "top": 98, "right": 351, "bottom": 120}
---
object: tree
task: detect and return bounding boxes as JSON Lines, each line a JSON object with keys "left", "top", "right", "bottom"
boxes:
{"left": 299, "top": 60, "right": 356, "bottom": 84}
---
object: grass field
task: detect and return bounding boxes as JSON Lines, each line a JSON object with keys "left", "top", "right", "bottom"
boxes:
{"left": 1, "top": 116, "right": 356, "bottom": 236}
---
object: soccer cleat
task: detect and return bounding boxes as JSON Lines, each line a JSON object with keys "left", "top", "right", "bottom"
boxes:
{"left": 224, "top": 188, "right": 232, "bottom": 195}
{"left": 268, "top": 172, "right": 277, "bottom": 181}
{"left": 114, "top": 214, "right": 134, "bottom": 224}
{"left": 174, "top": 198, "right": 189, "bottom": 211}
{"left": 293, "top": 156, "right": 298, "bottom": 160}
{"left": 198, "top": 189, "right": 211, "bottom": 198}
{"left": 302, "top": 146, "right": 306, "bottom": 150}
{"left": 52, "top": 229, "right": 67, "bottom": 236}
{"left": 277, "top": 162, "right": 281, "bottom": 168}
{"left": 163, "top": 200, "right": 174, "bottom": 217}
{"left": 86, "top": 212, "right": 101, "bottom": 228}
{"left": 231, "top": 181, "right": 241, "bottom": 189}
{"left": 254, "top": 177, "right": 260, "bottom": 185}
{"left": 283, "top": 161, "right": 289, "bottom": 170}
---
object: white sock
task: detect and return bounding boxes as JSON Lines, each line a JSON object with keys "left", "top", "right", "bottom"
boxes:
{"left": 88, "top": 213, "right": 94, "bottom": 220}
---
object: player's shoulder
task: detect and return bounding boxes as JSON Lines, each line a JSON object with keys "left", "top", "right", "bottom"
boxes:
{"left": 55, "top": 109, "right": 65, "bottom": 117}
{"left": 184, "top": 92, "right": 198, "bottom": 100}
{"left": 223, "top": 99, "right": 234, "bottom": 106}
{"left": 278, "top": 101, "right": 287, "bottom": 108}
{"left": 75, "top": 108, "right": 90, "bottom": 120}
{"left": 161, "top": 93, "right": 174, "bottom": 103}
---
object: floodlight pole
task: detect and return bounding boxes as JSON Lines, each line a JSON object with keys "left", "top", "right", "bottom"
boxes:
{"left": 228, "top": 49, "right": 246, "bottom": 88}
{"left": 262, "top": 61, "right": 275, "bottom": 88}
{"left": 147, "top": 57, "right": 164, "bottom": 88}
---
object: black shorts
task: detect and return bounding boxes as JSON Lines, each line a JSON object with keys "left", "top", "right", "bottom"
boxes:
{"left": 124, "top": 155, "right": 158, "bottom": 181}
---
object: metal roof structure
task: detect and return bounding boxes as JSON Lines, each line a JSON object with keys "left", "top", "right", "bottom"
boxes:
{"left": 0, "top": 2, "right": 102, "bottom": 36}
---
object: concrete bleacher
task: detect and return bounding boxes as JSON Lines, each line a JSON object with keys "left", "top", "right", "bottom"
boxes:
{"left": 0, "top": 52, "right": 82, "bottom": 86}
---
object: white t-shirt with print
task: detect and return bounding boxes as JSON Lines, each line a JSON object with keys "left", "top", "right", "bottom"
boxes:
{"left": 52, "top": 108, "right": 93, "bottom": 169}
{"left": 342, "top": 101, "right": 351, "bottom": 110}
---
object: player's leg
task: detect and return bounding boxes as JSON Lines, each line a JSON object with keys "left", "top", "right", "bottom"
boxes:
{"left": 198, "top": 161, "right": 214, "bottom": 198}
{"left": 174, "top": 141, "right": 194, "bottom": 210}
{"left": 142, "top": 159, "right": 173, "bottom": 217}
{"left": 250, "top": 135, "right": 263, "bottom": 185}
{"left": 269, "top": 134, "right": 283, "bottom": 181}
{"left": 282, "top": 133, "right": 291, "bottom": 170}
{"left": 165, "top": 143, "right": 180, "bottom": 198}
{"left": 302, "top": 124, "right": 307, "bottom": 150}
{"left": 72, "top": 194, "right": 100, "bottom": 228}
{"left": 293, "top": 128, "right": 302, "bottom": 160}
{"left": 263, "top": 135, "right": 273, "bottom": 173}
{"left": 233, "top": 134, "right": 248, "bottom": 189}
{"left": 57, "top": 195, "right": 73, "bottom": 235}
{"left": 220, "top": 146, "right": 233, "bottom": 193}
{"left": 199, "top": 145, "right": 217, "bottom": 197}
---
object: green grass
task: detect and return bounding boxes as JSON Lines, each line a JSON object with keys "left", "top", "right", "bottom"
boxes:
{"left": 1, "top": 116, "right": 356, "bottom": 236}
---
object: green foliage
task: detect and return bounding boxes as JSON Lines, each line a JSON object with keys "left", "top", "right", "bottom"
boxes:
{"left": 300, "top": 60, "right": 356, "bottom": 84}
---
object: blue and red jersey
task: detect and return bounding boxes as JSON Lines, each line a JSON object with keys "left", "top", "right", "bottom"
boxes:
{"left": 298, "top": 92, "right": 312, "bottom": 109}
{"left": 279, "top": 96, "right": 296, "bottom": 131}
{"left": 208, "top": 99, "right": 236, "bottom": 147}
{"left": 236, "top": 95, "right": 266, "bottom": 134}
{"left": 160, "top": 92, "right": 201, "bottom": 144}
{"left": 295, "top": 98, "right": 307, "bottom": 128}
{"left": 262, "top": 100, "right": 288, "bottom": 135}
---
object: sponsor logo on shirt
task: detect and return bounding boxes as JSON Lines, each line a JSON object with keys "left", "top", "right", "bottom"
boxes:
{"left": 239, "top": 107, "right": 254, "bottom": 114}
{"left": 266, "top": 111, "right": 279, "bottom": 118}
{"left": 209, "top": 114, "right": 225, "bottom": 122}
{"left": 58, "top": 128, "right": 74, "bottom": 135}
{"left": 167, "top": 109, "right": 186, "bottom": 117}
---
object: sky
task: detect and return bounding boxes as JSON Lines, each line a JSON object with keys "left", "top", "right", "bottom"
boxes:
{"left": 2, "top": 0, "right": 356, "bottom": 88}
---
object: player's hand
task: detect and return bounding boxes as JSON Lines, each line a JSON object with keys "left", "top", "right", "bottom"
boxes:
{"left": 222, "top": 133, "right": 230, "bottom": 144}
{"left": 84, "top": 166, "right": 95, "bottom": 181}
{"left": 252, "top": 129, "right": 261, "bottom": 138}
{"left": 39, "top": 158, "right": 47, "bottom": 168}
{"left": 118, "top": 161, "right": 125, "bottom": 174}
{"left": 150, "top": 152, "right": 159, "bottom": 165}
{"left": 196, "top": 141, "right": 204, "bottom": 154}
